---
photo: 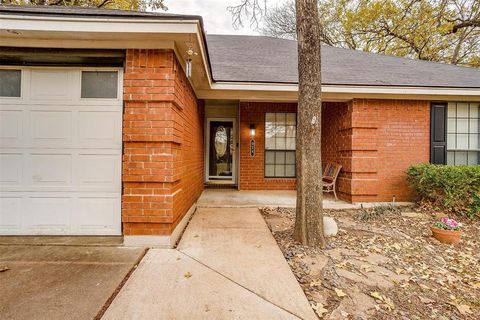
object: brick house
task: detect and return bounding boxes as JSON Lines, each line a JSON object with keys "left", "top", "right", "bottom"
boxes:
{"left": 0, "top": 6, "right": 479, "bottom": 246}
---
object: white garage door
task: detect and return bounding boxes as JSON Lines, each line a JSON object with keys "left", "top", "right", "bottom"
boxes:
{"left": 0, "top": 67, "right": 122, "bottom": 235}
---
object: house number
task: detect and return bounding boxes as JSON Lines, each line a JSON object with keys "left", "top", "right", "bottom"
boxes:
{"left": 250, "top": 139, "right": 255, "bottom": 157}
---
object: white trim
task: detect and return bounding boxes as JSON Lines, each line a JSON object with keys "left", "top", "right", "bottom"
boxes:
{"left": 205, "top": 118, "right": 237, "bottom": 184}
{"left": 210, "top": 82, "right": 480, "bottom": 96}
{"left": 1, "top": 15, "right": 200, "bottom": 33}
{"left": 123, "top": 203, "right": 197, "bottom": 248}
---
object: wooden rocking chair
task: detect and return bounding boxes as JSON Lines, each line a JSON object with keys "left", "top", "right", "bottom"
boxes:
{"left": 322, "top": 162, "right": 342, "bottom": 200}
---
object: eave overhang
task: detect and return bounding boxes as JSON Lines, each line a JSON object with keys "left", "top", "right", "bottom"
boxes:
{"left": 1, "top": 10, "right": 479, "bottom": 102}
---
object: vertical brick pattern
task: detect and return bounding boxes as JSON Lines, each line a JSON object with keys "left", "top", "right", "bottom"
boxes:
{"left": 122, "top": 49, "right": 204, "bottom": 236}
{"left": 348, "top": 99, "right": 430, "bottom": 202}
{"left": 239, "top": 102, "right": 297, "bottom": 190}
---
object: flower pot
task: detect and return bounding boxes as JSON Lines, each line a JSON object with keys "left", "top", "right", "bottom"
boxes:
{"left": 431, "top": 227, "right": 462, "bottom": 245}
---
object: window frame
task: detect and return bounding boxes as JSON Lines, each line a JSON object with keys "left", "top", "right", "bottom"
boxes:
{"left": 446, "top": 102, "right": 480, "bottom": 165}
{"left": 264, "top": 112, "right": 297, "bottom": 178}
{"left": 80, "top": 70, "right": 119, "bottom": 99}
{"left": 0, "top": 68, "right": 22, "bottom": 98}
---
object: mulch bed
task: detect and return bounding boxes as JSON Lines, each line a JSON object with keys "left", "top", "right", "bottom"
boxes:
{"left": 261, "top": 206, "right": 480, "bottom": 319}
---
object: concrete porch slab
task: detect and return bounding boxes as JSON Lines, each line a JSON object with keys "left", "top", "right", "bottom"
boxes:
{"left": 197, "top": 189, "right": 413, "bottom": 209}
{"left": 197, "top": 189, "right": 358, "bottom": 209}
{"left": 0, "top": 245, "right": 145, "bottom": 320}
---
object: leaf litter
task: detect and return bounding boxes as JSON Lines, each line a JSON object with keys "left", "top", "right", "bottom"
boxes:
{"left": 261, "top": 206, "right": 480, "bottom": 319}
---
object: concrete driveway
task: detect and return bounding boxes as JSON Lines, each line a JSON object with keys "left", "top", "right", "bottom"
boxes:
{"left": 0, "top": 243, "right": 145, "bottom": 320}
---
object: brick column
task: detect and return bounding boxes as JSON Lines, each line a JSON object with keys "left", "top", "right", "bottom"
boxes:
{"left": 341, "top": 99, "right": 430, "bottom": 202}
{"left": 122, "top": 49, "right": 204, "bottom": 237}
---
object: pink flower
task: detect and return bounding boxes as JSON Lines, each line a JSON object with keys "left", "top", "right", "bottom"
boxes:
{"left": 440, "top": 217, "right": 460, "bottom": 228}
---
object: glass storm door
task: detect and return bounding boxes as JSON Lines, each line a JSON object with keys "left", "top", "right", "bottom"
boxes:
{"left": 207, "top": 120, "right": 235, "bottom": 182}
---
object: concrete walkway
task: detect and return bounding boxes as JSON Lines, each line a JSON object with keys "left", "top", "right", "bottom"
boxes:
{"left": 103, "top": 207, "right": 317, "bottom": 320}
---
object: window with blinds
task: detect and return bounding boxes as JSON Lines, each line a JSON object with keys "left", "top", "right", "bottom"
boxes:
{"left": 447, "top": 102, "right": 479, "bottom": 165}
{"left": 265, "top": 112, "right": 296, "bottom": 177}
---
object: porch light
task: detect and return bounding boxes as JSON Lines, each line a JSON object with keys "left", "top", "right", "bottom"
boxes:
{"left": 249, "top": 124, "right": 256, "bottom": 137}
{"left": 184, "top": 39, "right": 198, "bottom": 78}
{"left": 185, "top": 57, "right": 192, "bottom": 78}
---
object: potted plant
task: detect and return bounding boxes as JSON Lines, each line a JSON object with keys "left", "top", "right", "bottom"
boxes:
{"left": 431, "top": 217, "right": 463, "bottom": 244}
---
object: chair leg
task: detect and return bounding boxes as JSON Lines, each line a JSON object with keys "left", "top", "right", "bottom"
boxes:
{"left": 333, "top": 187, "right": 338, "bottom": 200}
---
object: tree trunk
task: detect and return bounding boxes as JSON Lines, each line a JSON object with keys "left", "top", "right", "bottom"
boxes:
{"left": 294, "top": 0, "right": 325, "bottom": 247}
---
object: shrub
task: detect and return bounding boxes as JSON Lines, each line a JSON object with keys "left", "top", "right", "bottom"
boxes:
{"left": 407, "top": 164, "right": 480, "bottom": 218}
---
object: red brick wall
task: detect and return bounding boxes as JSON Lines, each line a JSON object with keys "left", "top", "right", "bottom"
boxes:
{"left": 122, "top": 49, "right": 204, "bottom": 236}
{"left": 239, "top": 99, "right": 430, "bottom": 202}
{"left": 239, "top": 102, "right": 297, "bottom": 190}
{"left": 346, "top": 99, "right": 430, "bottom": 202}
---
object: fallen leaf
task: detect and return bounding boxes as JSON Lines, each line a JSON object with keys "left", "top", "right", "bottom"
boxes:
{"left": 335, "top": 288, "right": 347, "bottom": 298}
{"left": 309, "top": 279, "right": 322, "bottom": 287}
{"left": 184, "top": 272, "right": 192, "bottom": 279}
{"left": 419, "top": 284, "right": 431, "bottom": 291}
{"left": 311, "top": 302, "right": 328, "bottom": 317}
{"left": 370, "top": 291, "right": 383, "bottom": 301}
{"left": 383, "top": 297, "right": 395, "bottom": 310}
{"left": 0, "top": 266, "right": 9, "bottom": 272}
{"left": 360, "top": 264, "right": 373, "bottom": 273}
{"left": 419, "top": 296, "right": 435, "bottom": 304}
{"left": 455, "top": 304, "right": 472, "bottom": 315}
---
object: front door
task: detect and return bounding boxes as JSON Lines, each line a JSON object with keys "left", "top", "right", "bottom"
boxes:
{"left": 206, "top": 119, "right": 236, "bottom": 183}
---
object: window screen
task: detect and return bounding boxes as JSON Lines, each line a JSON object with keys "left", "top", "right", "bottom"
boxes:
{"left": 81, "top": 71, "right": 118, "bottom": 98}
{"left": 265, "top": 113, "right": 296, "bottom": 177}
{"left": 447, "top": 102, "right": 479, "bottom": 165}
{"left": 0, "top": 69, "right": 21, "bottom": 97}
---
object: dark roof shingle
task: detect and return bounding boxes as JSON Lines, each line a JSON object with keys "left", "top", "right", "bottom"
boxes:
{"left": 206, "top": 34, "right": 480, "bottom": 88}
{"left": 2, "top": 5, "right": 479, "bottom": 88}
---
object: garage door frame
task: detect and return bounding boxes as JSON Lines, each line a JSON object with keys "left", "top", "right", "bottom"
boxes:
{"left": 0, "top": 66, "right": 124, "bottom": 235}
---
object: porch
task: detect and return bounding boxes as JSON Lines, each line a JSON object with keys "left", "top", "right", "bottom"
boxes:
{"left": 196, "top": 189, "right": 396, "bottom": 210}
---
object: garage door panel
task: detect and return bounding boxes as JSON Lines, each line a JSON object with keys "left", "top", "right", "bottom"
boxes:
{"left": 26, "top": 197, "right": 72, "bottom": 231}
{"left": 0, "top": 192, "right": 120, "bottom": 235}
{"left": 78, "top": 111, "right": 121, "bottom": 146}
{"left": 0, "top": 110, "right": 23, "bottom": 146}
{"left": 0, "top": 197, "right": 22, "bottom": 231}
{"left": 30, "top": 154, "right": 72, "bottom": 186}
{"left": 0, "top": 67, "right": 122, "bottom": 235}
{"left": 30, "top": 110, "right": 72, "bottom": 145}
{"left": 30, "top": 69, "right": 72, "bottom": 101}
{"left": 0, "top": 153, "right": 23, "bottom": 186}
{"left": 77, "top": 154, "right": 120, "bottom": 187}
{"left": 76, "top": 197, "right": 120, "bottom": 232}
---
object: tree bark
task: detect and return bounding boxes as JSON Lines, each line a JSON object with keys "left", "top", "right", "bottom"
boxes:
{"left": 294, "top": 0, "right": 325, "bottom": 247}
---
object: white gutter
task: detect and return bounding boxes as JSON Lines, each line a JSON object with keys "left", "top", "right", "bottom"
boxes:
{"left": 211, "top": 82, "right": 480, "bottom": 97}
{"left": 0, "top": 14, "right": 200, "bottom": 33}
